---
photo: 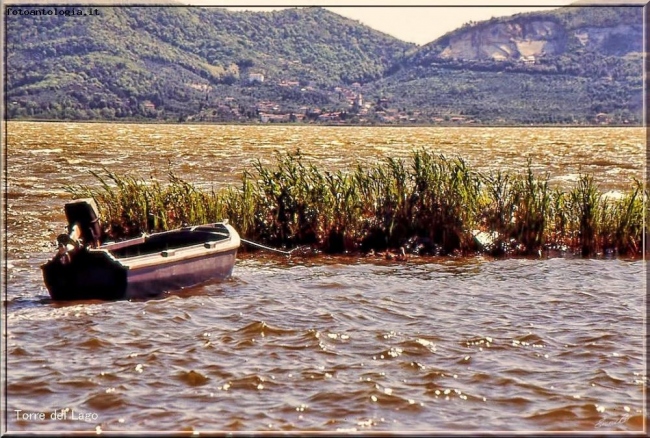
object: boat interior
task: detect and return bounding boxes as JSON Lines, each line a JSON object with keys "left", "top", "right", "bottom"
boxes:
{"left": 63, "top": 199, "right": 232, "bottom": 259}
{"left": 105, "top": 225, "right": 232, "bottom": 258}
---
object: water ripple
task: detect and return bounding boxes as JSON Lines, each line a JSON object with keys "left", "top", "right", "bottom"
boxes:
{"left": 5, "top": 123, "right": 646, "bottom": 432}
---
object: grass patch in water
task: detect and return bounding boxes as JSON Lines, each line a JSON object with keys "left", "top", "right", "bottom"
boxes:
{"left": 65, "top": 150, "right": 647, "bottom": 258}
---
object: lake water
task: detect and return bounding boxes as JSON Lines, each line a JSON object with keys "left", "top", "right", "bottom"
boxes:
{"left": 4, "top": 122, "right": 647, "bottom": 433}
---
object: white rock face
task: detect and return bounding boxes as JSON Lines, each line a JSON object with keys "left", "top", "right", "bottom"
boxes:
{"left": 440, "top": 20, "right": 564, "bottom": 61}
{"left": 573, "top": 24, "right": 639, "bottom": 50}
{"left": 438, "top": 20, "right": 641, "bottom": 62}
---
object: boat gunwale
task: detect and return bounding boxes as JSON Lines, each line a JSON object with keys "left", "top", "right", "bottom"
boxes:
{"left": 101, "top": 235, "right": 147, "bottom": 251}
{"left": 90, "top": 223, "right": 240, "bottom": 271}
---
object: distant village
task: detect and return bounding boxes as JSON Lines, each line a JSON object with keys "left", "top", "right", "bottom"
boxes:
{"left": 160, "top": 72, "right": 477, "bottom": 126}
{"left": 136, "top": 70, "right": 627, "bottom": 126}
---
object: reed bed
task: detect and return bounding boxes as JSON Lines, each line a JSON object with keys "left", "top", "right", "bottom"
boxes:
{"left": 65, "top": 150, "right": 647, "bottom": 258}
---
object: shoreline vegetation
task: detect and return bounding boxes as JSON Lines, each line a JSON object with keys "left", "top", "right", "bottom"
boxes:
{"left": 8, "top": 119, "right": 643, "bottom": 128}
{"left": 65, "top": 150, "right": 647, "bottom": 259}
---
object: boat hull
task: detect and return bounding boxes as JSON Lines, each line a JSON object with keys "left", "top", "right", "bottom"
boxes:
{"left": 124, "top": 247, "right": 238, "bottom": 299}
{"left": 42, "top": 250, "right": 128, "bottom": 301}
{"left": 42, "top": 223, "right": 240, "bottom": 301}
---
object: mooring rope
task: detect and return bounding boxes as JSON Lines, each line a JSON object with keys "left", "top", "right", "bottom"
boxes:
{"left": 240, "top": 238, "right": 295, "bottom": 256}
{"left": 204, "top": 230, "right": 296, "bottom": 256}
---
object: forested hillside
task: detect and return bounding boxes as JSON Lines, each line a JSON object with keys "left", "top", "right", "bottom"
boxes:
{"left": 6, "top": 6, "right": 413, "bottom": 120}
{"left": 5, "top": 5, "right": 643, "bottom": 125}
{"left": 375, "top": 5, "right": 642, "bottom": 124}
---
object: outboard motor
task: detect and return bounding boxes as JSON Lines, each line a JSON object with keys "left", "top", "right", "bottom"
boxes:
{"left": 63, "top": 198, "right": 103, "bottom": 248}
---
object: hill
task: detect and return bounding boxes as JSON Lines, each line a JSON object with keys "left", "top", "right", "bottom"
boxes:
{"left": 5, "top": 5, "right": 643, "bottom": 125}
{"left": 367, "top": 5, "right": 642, "bottom": 125}
{"left": 6, "top": 6, "right": 414, "bottom": 121}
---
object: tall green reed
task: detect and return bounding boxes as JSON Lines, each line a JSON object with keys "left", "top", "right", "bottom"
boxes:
{"left": 65, "top": 151, "right": 647, "bottom": 258}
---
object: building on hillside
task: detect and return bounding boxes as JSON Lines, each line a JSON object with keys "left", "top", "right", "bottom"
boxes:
{"left": 260, "top": 113, "right": 290, "bottom": 123}
{"left": 520, "top": 55, "right": 536, "bottom": 65}
{"left": 279, "top": 80, "right": 300, "bottom": 87}
{"left": 318, "top": 112, "right": 341, "bottom": 122}
{"left": 248, "top": 73, "right": 265, "bottom": 84}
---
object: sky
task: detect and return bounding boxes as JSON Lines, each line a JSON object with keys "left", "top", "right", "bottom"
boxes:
{"left": 181, "top": 1, "right": 573, "bottom": 45}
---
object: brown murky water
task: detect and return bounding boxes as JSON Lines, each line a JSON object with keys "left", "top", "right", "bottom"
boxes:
{"left": 4, "top": 122, "right": 647, "bottom": 432}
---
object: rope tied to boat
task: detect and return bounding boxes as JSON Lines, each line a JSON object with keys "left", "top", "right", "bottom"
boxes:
{"left": 240, "top": 238, "right": 297, "bottom": 257}
{"left": 211, "top": 230, "right": 297, "bottom": 256}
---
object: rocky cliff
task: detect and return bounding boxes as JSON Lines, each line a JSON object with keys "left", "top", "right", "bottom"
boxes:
{"left": 440, "top": 20, "right": 566, "bottom": 61}
{"left": 432, "top": 9, "right": 641, "bottom": 62}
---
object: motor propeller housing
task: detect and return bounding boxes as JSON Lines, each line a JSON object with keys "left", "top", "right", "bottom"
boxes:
{"left": 63, "top": 198, "right": 103, "bottom": 248}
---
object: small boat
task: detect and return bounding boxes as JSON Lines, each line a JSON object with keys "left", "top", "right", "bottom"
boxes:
{"left": 42, "top": 198, "right": 240, "bottom": 301}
